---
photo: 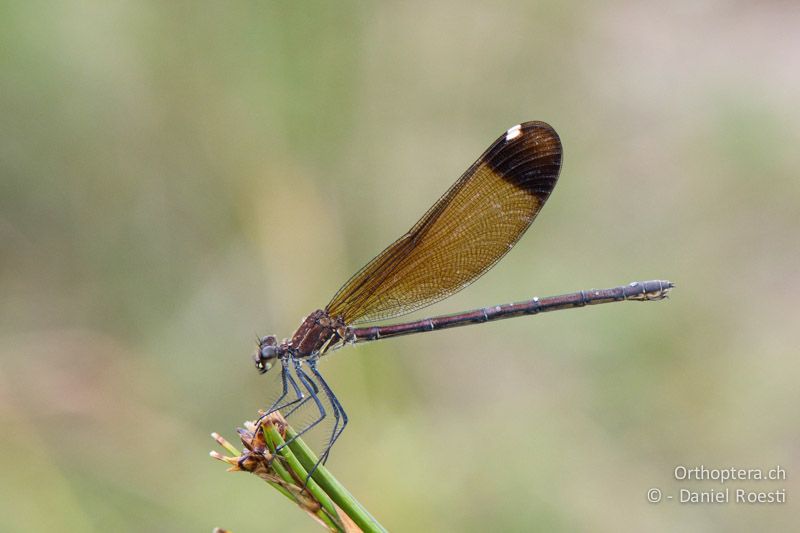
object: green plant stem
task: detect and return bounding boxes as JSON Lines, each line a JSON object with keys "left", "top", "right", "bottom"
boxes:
{"left": 284, "top": 426, "right": 388, "bottom": 533}
{"left": 262, "top": 423, "right": 344, "bottom": 531}
{"left": 213, "top": 417, "right": 387, "bottom": 532}
{"left": 211, "top": 431, "right": 342, "bottom": 532}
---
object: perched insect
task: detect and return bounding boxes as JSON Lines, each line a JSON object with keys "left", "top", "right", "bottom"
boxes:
{"left": 254, "top": 121, "right": 672, "bottom": 477}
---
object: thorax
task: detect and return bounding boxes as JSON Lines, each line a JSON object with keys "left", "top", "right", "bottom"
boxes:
{"left": 289, "top": 309, "right": 348, "bottom": 357}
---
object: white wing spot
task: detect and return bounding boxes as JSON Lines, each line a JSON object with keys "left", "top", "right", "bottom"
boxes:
{"left": 505, "top": 124, "right": 522, "bottom": 141}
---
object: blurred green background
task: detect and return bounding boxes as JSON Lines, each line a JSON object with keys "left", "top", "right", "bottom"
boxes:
{"left": 2, "top": 1, "right": 798, "bottom": 532}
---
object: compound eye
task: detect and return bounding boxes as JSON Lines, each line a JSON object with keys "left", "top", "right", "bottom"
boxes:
{"left": 260, "top": 335, "right": 277, "bottom": 347}
{"left": 260, "top": 344, "right": 278, "bottom": 359}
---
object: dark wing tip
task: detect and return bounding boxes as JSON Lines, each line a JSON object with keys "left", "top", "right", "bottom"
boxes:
{"left": 484, "top": 121, "right": 563, "bottom": 202}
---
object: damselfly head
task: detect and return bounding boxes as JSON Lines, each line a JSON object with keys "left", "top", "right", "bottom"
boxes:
{"left": 254, "top": 335, "right": 279, "bottom": 374}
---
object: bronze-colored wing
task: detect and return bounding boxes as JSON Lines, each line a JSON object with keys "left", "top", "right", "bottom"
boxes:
{"left": 326, "top": 121, "right": 562, "bottom": 325}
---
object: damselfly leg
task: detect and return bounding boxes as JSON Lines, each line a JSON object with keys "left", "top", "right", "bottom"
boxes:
{"left": 253, "top": 357, "right": 306, "bottom": 439}
{"left": 276, "top": 359, "right": 328, "bottom": 451}
{"left": 308, "top": 359, "right": 348, "bottom": 467}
